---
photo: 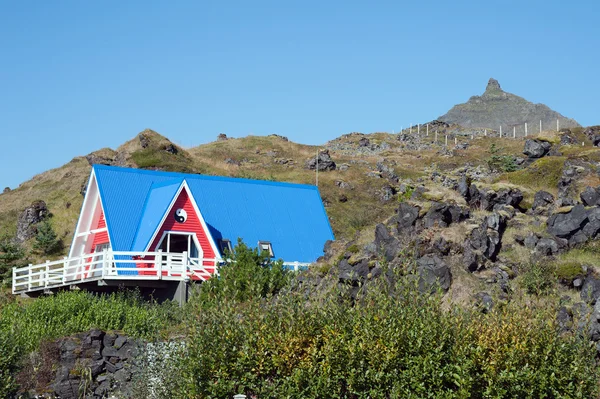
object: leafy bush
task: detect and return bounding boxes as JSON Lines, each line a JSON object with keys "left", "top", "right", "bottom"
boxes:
{"left": 178, "top": 276, "right": 599, "bottom": 398}
{"left": 486, "top": 143, "right": 518, "bottom": 173}
{"left": 520, "top": 261, "right": 556, "bottom": 296}
{"left": 0, "top": 235, "right": 24, "bottom": 286}
{"left": 190, "top": 239, "right": 291, "bottom": 308}
{"left": 33, "top": 220, "right": 63, "bottom": 255}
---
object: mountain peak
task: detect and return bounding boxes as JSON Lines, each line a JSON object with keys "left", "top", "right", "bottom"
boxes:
{"left": 438, "top": 78, "right": 580, "bottom": 131}
{"left": 485, "top": 78, "right": 502, "bottom": 93}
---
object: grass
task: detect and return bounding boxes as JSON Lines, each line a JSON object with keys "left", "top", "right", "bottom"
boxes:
{"left": 498, "top": 156, "right": 566, "bottom": 194}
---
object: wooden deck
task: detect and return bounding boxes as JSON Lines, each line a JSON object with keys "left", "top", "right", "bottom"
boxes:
{"left": 12, "top": 250, "right": 220, "bottom": 295}
{"left": 12, "top": 250, "right": 312, "bottom": 295}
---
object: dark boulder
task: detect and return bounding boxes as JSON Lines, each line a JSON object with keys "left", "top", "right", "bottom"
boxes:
{"left": 532, "top": 190, "right": 554, "bottom": 211}
{"left": 557, "top": 306, "right": 572, "bottom": 332}
{"left": 379, "top": 185, "right": 397, "bottom": 202}
{"left": 396, "top": 203, "right": 419, "bottom": 233}
{"left": 358, "top": 137, "right": 370, "bottom": 147}
{"left": 373, "top": 224, "right": 400, "bottom": 262}
{"left": 458, "top": 175, "right": 470, "bottom": 200}
{"left": 416, "top": 255, "right": 451, "bottom": 294}
{"left": 581, "top": 276, "right": 600, "bottom": 304}
{"left": 523, "top": 139, "right": 551, "bottom": 158}
{"left": 338, "top": 258, "right": 370, "bottom": 284}
{"left": 16, "top": 200, "right": 49, "bottom": 242}
{"left": 534, "top": 238, "right": 559, "bottom": 256}
{"left": 580, "top": 186, "right": 600, "bottom": 207}
{"left": 547, "top": 204, "right": 588, "bottom": 238}
{"left": 217, "top": 133, "right": 228, "bottom": 141}
{"left": 305, "top": 150, "right": 336, "bottom": 171}
{"left": 474, "top": 292, "right": 494, "bottom": 313}
{"left": 423, "top": 203, "right": 469, "bottom": 228}
{"left": 463, "top": 213, "right": 507, "bottom": 271}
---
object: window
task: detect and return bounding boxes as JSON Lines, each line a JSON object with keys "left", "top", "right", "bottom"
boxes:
{"left": 157, "top": 232, "right": 202, "bottom": 258}
{"left": 258, "top": 241, "right": 274, "bottom": 257}
{"left": 219, "top": 239, "right": 232, "bottom": 255}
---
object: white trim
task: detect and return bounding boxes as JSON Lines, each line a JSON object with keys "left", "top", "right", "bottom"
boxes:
{"left": 143, "top": 183, "right": 186, "bottom": 252}
{"left": 75, "top": 227, "right": 108, "bottom": 238}
{"left": 182, "top": 180, "right": 222, "bottom": 260}
{"left": 155, "top": 231, "right": 204, "bottom": 258}
{"left": 68, "top": 169, "right": 96, "bottom": 258}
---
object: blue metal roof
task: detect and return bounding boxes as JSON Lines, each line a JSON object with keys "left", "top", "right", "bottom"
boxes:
{"left": 93, "top": 165, "right": 334, "bottom": 263}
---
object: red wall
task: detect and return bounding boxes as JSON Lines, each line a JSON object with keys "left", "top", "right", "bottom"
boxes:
{"left": 148, "top": 189, "right": 215, "bottom": 259}
{"left": 90, "top": 210, "right": 109, "bottom": 252}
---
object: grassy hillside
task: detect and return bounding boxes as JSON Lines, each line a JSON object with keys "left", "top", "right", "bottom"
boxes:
{"left": 1, "top": 127, "right": 591, "bottom": 264}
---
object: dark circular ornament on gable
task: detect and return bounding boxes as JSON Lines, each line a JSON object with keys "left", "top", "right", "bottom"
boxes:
{"left": 174, "top": 208, "right": 187, "bottom": 223}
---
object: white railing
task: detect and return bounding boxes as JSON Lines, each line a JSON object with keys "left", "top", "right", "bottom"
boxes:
{"left": 12, "top": 249, "right": 221, "bottom": 294}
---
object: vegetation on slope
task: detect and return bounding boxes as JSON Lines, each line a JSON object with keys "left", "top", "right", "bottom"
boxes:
{"left": 2, "top": 243, "right": 598, "bottom": 398}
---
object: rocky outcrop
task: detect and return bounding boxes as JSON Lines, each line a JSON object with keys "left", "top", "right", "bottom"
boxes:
{"left": 16, "top": 200, "right": 49, "bottom": 242}
{"left": 305, "top": 150, "right": 336, "bottom": 171}
{"left": 463, "top": 212, "right": 507, "bottom": 271}
{"left": 546, "top": 204, "right": 600, "bottom": 247}
{"left": 18, "top": 330, "right": 142, "bottom": 399}
{"left": 416, "top": 255, "right": 451, "bottom": 294}
{"left": 460, "top": 180, "right": 523, "bottom": 211}
{"left": 217, "top": 133, "right": 228, "bottom": 141}
{"left": 531, "top": 190, "right": 555, "bottom": 214}
{"left": 523, "top": 139, "right": 552, "bottom": 159}
{"left": 438, "top": 78, "right": 579, "bottom": 133}
{"left": 580, "top": 186, "right": 600, "bottom": 207}
{"left": 423, "top": 203, "right": 469, "bottom": 228}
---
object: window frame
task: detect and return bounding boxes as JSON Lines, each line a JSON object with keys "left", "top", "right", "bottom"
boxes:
{"left": 257, "top": 241, "right": 274, "bottom": 257}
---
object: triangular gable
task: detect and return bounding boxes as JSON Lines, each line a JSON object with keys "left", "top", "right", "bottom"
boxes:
{"left": 68, "top": 168, "right": 113, "bottom": 258}
{"left": 130, "top": 179, "right": 183, "bottom": 251}
{"left": 135, "top": 181, "right": 220, "bottom": 260}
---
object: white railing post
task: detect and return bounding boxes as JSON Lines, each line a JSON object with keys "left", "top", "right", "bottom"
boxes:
{"left": 102, "top": 249, "right": 108, "bottom": 278}
{"left": 28, "top": 263, "right": 33, "bottom": 290}
{"left": 45, "top": 260, "right": 50, "bottom": 288}
{"left": 182, "top": 251, "right": 188, "bottom": 279}
{"left": 156, "top": 249, "right": 163, "bottom": 279}
{"left": 12, "top": 267, "right": 16, "bottom": 294}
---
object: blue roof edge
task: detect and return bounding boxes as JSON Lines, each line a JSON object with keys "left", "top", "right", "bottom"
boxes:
{"left": 129, "top": 179, "right": 184, "bottom": 251}
{"left": 91, "top": 164, "right": 320, "bottom": 191}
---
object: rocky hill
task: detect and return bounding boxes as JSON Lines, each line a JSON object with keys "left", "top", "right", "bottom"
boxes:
{"left": 439, "top": 78, "right": 580, "bottom": 135}
{"left": 5, "top": 123, "right": 600, "bottom": 397}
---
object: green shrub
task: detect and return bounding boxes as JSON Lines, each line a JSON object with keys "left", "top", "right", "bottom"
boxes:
{"left": 554, "top": 261, "right": 585, "bottom": 282}
{"left": 33, "top": 220, "right": 63, "bottom": 255}
{"left": 486, "top": 144, "right": 518, "bottom": 173}
{"left": 520, "top": 261, "right": 556, "bottom": 296}
{"left": 0, "top": 235, "right": 24, "bottom": 286}
{"left": 178, "top": 274, "right": 599, "bottom": 398}
{"left": 189, "top": 239, "right": 291, "bottom": 309}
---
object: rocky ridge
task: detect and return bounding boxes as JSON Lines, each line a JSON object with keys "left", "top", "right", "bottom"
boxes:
{"left": 439, "top": 78, "right": 580, "bottom": 134}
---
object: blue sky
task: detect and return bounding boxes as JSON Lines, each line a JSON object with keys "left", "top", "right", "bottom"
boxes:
{"left": 1, "top": 0, "right": 598, "bottom": 189}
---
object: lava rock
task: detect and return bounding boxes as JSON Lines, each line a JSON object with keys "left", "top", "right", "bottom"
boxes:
{"left": 535, "top": 238, "right": 559, "bottom": 256}
{"left": 532, "top": 190, "right": 555, "bottom": 211}
{"left": 581, "top": 276, "right": 600, "bottom": 304}
{"left": 16, "top": 200, "right": 49, "bottom": 242}
{"left": 523, "top": 139, "right": 552, "bottom": 158}
{"left": 305, "top": 150, "right": 336, "bottom": 171}
{"left": 416, "top": 255, "right": 451, "bottom": 294}
{"left": 396, "top": 203, "right": 419, "bottom": 233}
{"left": 547, "top": 204, "right": 588, "bottom": 238}
{"left": 474, "top": 292, "right": 494, "bottom": 313}
{"left": 580, "top": 186, "right": 600, "bottom": 207}
{"left": 373, "top": 224, "right": 400, "bottom": 262}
